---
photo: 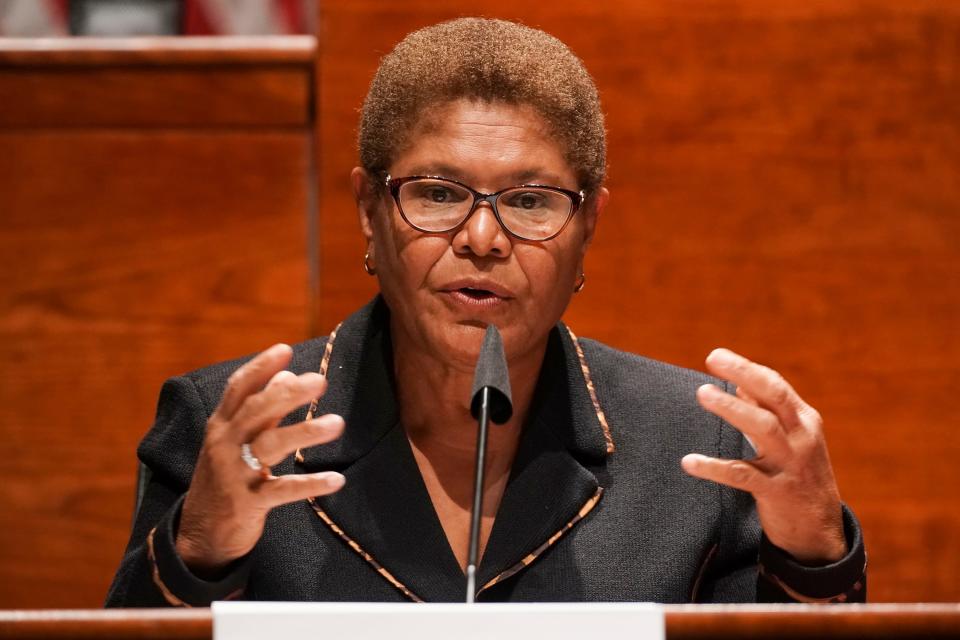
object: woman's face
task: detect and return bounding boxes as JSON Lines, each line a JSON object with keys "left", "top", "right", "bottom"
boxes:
{"left": 353, "top": 99, "right": 608, "bottom": 369}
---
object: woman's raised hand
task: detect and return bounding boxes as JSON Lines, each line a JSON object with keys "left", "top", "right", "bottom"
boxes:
{"left": 175, "top": 344, "right": 346, "bottom": 575}
{"left": 682, "top": 348, "right": 848, "bottom": 565}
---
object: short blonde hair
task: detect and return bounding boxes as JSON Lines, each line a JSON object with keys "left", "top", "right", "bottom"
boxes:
{"left": 359, "top": 18, "right": 606, "bottom": 193}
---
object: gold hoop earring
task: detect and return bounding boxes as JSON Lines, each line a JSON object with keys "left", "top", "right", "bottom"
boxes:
{"left": 363, "top": 251, "right": 376, "bottom": 276}
{"left": 574, "top": 272, "right": 586, "bottom": 293}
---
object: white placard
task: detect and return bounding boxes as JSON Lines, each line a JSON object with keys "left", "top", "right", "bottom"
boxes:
{"left": 213, "top": 601, "right": 664, "bottom": 640}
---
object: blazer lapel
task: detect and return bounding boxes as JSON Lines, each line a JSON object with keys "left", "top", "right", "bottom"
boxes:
{"left": 476, "top": 326, "right": 612, "bottom": 595}
{"left": 295, "top": 299, "right": 465, "bottom": 601}
{"left": 296, "top": 300, "right": 614, "bottom": 602}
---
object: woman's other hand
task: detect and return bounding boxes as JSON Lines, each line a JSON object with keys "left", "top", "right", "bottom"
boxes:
{"left": 175, "top": 343, "right": 345, "bottom": 575}
{"left": 681, "top": 348, "right": 848, "bottom": 565}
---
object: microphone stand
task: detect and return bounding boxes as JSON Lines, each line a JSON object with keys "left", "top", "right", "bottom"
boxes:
{"left": 465, "top": 386, "right": 491, "bottom": 604}
{"left": 465, "top": 324, "right": 511, "bottom": 603}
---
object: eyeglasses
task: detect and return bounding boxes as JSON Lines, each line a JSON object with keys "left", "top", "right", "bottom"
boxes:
{"left": 385, "top": 175, "right": 584, "bottom": 242}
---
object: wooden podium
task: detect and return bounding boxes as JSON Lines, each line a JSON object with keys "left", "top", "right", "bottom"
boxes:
{"left": 0, "top": 605, "right": 958, "bottom": 640}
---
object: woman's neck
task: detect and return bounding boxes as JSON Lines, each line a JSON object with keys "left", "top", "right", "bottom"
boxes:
{"left": 390, "top": 320, "right": 548, "bottom": 569}
{"left": 391, "top": 323, "right": 546, "bottom": 459}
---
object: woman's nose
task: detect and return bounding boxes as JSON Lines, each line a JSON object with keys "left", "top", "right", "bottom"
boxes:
{"left": 451, "top": 202, "right": 512, "bottom": 258}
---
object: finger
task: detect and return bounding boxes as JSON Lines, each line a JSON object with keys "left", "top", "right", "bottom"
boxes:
{"left": 244, "top": 371, "right": 316, "bottom": 461}
{"left": 265, "top": 368, "right": 298, "bottom": 388}
{"left": 681, "top": 453, "right": 769, "bottom": 495}
{"left": 217, "top": 344, "right": 293, "bottom": 421}
{"left": 231, "top": 372, "right": 327, "bottom": 443}
{"left": 696, "top": 384, "right": 791, "bottom": 462}
{"left": 250, "top": 414, "right": 345, "bottom": 467}
{"left": 254, "top": 471, "right": 346, "bottom": 507}
{"left": 250, "top": 370, "right": 309, "bottom": 442}
{"left": 736, "top": 386, "right": 759, "bottom": 407}
{"left": 704, "top": 348, "right": 804, "bottom": 430}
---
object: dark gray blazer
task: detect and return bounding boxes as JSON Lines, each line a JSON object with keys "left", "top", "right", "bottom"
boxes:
{"left": 106, "top": 298, "right": 866, "bottom": 606}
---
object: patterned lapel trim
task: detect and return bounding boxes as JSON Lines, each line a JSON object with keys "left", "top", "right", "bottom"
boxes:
{"left": 689, "top": 542, "right": 719, "bottom": 602}
{"left": 300, "top": 318, "right": 426, "bottom": 602}
{"left": 564, "top": 326, "right": 615, "bottom": 454}
{"left": 295, "top": 321, "right": 342, "bottom": 463}
{"left": 305, "top": 495, "right": 424, "bottom": 602}
{"left": 476, "top": 487, "right": 604, "bottom": 596}
{"left": 297, "top": 313, "right": 613, "bottom": 601}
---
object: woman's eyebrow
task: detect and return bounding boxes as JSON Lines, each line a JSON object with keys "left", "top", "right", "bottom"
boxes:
{"left": 400, "top": 165, "right": 569, "bottom": 188}
{"left": 404, "top": 164, "right": 463, "bottom": 178}
{"left": 511, "top": 169, "right": 567, "bottom": 185}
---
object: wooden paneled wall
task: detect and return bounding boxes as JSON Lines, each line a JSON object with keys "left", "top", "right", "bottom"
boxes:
{"left": 0, "top": 0, "right": 957, "bottom": 608}
{"left": 0, "top": 37, "right": 317, "bottom": 607}
{"left": 315, "top": 2, "right": 960, "bottom": 602}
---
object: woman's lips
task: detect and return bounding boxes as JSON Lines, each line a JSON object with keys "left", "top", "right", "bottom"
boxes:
{"left": 441, "top": 278, "right": 514, "bottom": 298}
{"left": 442, "top": 287, "right": 509, "bottom": 309}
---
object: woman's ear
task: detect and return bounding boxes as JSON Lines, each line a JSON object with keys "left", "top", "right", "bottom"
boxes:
{"left": 351, "top": 166, "right": 379, "bottom": 242}
{"left": 580, "top": 186, "right": 609, "bottom": 254}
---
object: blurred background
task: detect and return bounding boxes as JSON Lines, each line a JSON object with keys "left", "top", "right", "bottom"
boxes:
{"left": 0, "top": 0, "right": 313, "bottom": 36}
{"left": 0, "top": 0, "right": 957, "bottom": 608}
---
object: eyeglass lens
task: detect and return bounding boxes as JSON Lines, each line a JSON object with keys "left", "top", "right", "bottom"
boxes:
{"left": 397, "top": 178, "right": 573, "bottom": 240}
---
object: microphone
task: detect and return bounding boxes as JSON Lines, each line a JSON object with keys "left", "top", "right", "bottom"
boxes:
{"left": 465, "top": 324, "right": 513, "bottom": 603}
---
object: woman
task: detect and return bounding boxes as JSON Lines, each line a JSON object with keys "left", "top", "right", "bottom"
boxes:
{"left": 107, "top": 18, "right": 865, "bottom": 606}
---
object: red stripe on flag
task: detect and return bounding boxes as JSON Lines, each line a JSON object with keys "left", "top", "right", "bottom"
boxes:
{"left": 183, "top": 0, "right": 218, "bottom": 35}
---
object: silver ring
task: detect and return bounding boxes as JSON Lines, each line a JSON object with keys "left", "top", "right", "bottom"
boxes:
{"left": 240, "top": 443, "right": 263, "bottom": 471}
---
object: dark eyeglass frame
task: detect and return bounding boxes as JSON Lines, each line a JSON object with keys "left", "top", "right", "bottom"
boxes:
{"left": 385, "top": 174, "right": 585, "bottom": 242}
